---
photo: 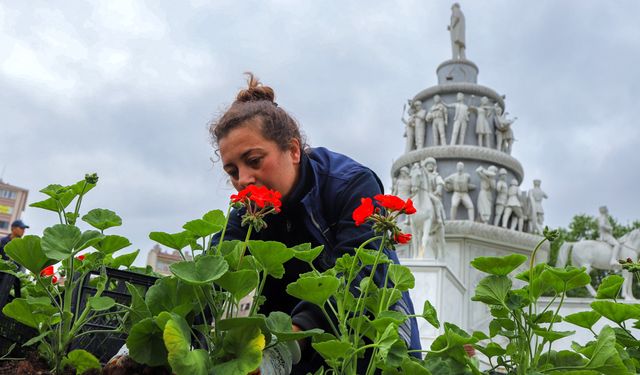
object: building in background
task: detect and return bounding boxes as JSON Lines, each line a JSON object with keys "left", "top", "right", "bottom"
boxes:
{"left": 0, "top": 179, "right": 29, "bottom": 237}
{"left": 146, "top": 244, "right": 192, "bottom": 275}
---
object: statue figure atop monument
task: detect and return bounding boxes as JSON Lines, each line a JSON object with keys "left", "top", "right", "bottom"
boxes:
{"left": 426, "top": 95, "right": 448, "bottom": 146}
{"left": 598, "top": 205, "right": 621, "bottom": 267}
{"left": 448, "top": 3, "right": 466, "bottom": 60}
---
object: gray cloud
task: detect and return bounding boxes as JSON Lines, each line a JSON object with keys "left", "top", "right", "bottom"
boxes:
{"left": 1, "top": 1, "right": 639, "bottom": 265}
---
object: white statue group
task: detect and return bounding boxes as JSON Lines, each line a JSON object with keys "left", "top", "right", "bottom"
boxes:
{"left": 402, "top": 94, "right": 517, "bottom": 153}
{"left": 393, "top": 159, "right": 548, "bottom": 239}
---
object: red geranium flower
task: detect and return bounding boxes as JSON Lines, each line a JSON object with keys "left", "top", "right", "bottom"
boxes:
{"left": 353, "top": 197, "right": 374, "bottom": 226}
{"left": 374, "top": 194, "right": 405, "bottom": 212}
{"left": 76, "top": 254, "right": 85, "bottom": 261}
{"left": 231, "top": 185, "right": 282, "bottom": 211}
{"left": 40, "top": 265, "right": 58, "bottom": 283}
{"left": 403, "top": 199, "right": 417, "bottom": 215}
{"left": 394, "top": 232, "right": 412, "bottom": 244}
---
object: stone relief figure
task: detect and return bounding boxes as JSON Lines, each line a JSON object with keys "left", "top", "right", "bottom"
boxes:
{"left": 392, "top": 166, "right": 412, "bottom": 226}
{"left": 444, "top": 93, "right": 470, "bottom": 145}
{"left": 493, "top": 168, "right": 508, "bottom": 226}
{"left": 476, "top": 165, "right": 498, "bottom": 224}
{"left": 444, "top": 161, "right": 475, "bottom": 220}
{"left": 412, "top": 100, "right": 428, "bottom": 149}
{"left": 408, "top": 160, "right": 446, "bottom": 258}
{"left": 527, "top": 179, "right": 547, "bottom": 234}
{"left": 401, "top": 101, "right": 416, "bottom": 152}
{"left": 425, "top": 95, "right": 448, "bottom": 146}
{"left": 493, "top": 104, "right": 517, "bottom": 153}
{"left": 470, "top": 96, "right": 493, "bottom": 148}
{"left": 447, "top": 3, "right": 466, "bottom": 60}
{"left": 502, "top": 178, "right": 524, "bottom": 231}
{"left": 598, "top": 206, "right": 621, "bottom": 267}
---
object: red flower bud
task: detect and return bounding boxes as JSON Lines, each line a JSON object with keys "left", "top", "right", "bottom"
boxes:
{"left": 394, "top": 232, "right": 412, "bottom": 244}
{"left": 77, "top": 255, "right": 85, "bottom": 261}
{"left": 403, "top": 199, "right": 417, "bottom": 215}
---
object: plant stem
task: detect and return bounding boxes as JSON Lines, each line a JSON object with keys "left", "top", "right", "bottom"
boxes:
{"left": 215, "top": 205, "right": 233, "bottom": 254}
{"left": 236, "top": 226, "right": 253, "bottom": 269}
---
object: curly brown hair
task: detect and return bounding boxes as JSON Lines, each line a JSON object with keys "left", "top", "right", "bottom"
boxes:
{"left": 209, "top": 73, "right": 306, "bottom": 153}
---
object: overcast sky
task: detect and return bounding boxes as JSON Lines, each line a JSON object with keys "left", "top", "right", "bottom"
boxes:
{"left": 2, "top": 1, "right": 639, "bottom": 265}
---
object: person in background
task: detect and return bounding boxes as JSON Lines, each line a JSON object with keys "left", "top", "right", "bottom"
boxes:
{"left": 0, "top": 220, "right": 29, "bottom": 261}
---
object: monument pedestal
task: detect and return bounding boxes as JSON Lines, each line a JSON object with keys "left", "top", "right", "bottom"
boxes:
{"left": 401, "top": 221, "right": 549, "bottom": 349}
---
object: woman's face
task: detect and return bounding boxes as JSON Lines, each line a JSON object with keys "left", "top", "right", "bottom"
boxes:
{"left": 219, "top": 121, "right": 301, "bottom": 198}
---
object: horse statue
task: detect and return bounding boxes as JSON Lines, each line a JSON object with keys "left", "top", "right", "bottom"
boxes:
{"left": 556, "top": 228, "right": 640, "bottom": 300}
{"left": 408, "top": 163, "right": 446, "bottom": 259}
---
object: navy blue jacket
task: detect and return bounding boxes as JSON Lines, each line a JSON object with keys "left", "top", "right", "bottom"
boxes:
{"left": 214, "top": 147, "right": 421, "bottom": 359}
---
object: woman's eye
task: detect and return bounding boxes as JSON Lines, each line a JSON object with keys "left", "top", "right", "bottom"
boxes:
{"left": 247, "top": 158, "right": 262, "bottom": 167}
{"left": 226, "top": 169, "right": 238, "bottom": 179}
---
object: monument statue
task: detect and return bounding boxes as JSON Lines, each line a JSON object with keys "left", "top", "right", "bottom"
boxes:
{"left": 444, "top": 92, "right": 470, "bottom": 145}
{"left": 556, "top": 224, "right": 640, "bottom": 300}
{"left": 502, "top": 178, "right": 524, "bottom": 231}
{"left": 476, "top": 165, "right": 498, "bottom": 224}
{"left": 598, "top": 206, "right": 621, "bottom": 267}
{"left": 444, "top": 161, "right": 475, "bottom": 220}
{"left": 409, "top": 159, "right": 446, "bottom": 258}
{"left": 470, "top": 96, "right": 493, "bottom": 148}
{"left": 425, "top": 95, "right": 448, "bottom": 146}
{"left": 493, "top": 104, "right": 517, "bottom": 153}
{"left": 527, "top": 179, "right": 547, "bottom": 234}
{"left": 401, "top": 101, "right": 416, "bottom": 152}
{"left": 493, "top": 168, "right": 508, "bottom": 226}
{"left": 448, "top": 3, "right": 466, "bottom": 60}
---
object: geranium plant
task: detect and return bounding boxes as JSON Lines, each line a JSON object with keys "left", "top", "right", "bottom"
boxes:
{"left": 0, "top": 174, "right": 142, "bottom": 374}
{"left": 124, "top": 185, "right": 323, "bottom": 374}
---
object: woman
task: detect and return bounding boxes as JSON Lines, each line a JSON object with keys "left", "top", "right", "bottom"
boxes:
{"left": 210, "top": 74, "right": 421, "bottom": 373}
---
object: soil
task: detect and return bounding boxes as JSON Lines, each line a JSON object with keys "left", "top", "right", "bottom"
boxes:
{"left": 0, "top": 352, "right": 171, "bottom": 374}
{"left": 102, "top": 355, "right": 172, "bottom": 375}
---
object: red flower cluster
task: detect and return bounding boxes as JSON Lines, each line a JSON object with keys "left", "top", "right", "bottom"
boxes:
{"left": 352, "top": 194, "right": 416, "bottom": 245}
{"left": 231, "top": 185, "right": 282, "bottom": 212}
{"left": 77, "top": 254, "right": 85, "bottom": 261}
{"left": 40, "top": 265, "right": 58, "bottom": 284}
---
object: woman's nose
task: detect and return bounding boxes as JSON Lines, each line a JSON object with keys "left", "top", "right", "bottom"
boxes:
{"left": 238, "top": 168, "right": 256, "bottom": 189}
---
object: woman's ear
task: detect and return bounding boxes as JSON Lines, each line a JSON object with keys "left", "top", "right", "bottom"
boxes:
{"left": 289, "top": 139, "right": 301, "bottom": 164}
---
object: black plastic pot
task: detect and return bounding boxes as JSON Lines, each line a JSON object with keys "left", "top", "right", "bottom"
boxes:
{"left": 0, "top": 272, "right": 37, "bottom": 357}
{"left": 69, "top": 268, "right": 158, "bottom": 364}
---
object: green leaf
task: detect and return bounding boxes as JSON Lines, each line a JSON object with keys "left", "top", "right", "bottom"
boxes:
{"left": 82, "top": 208, "right": 122, "bottom": 231}
{"left": 583, "top": 326, "right": 629, "bottom": 373}
{"left": 214, "top": 269, "right": 258, "bottom": 302}
{"left": 164, "top": 316, "right": 211, "bottom": 375}
{"left": 545, "top": 266, "right": 591, "bottom": 292}
{"left": 247, "top": 240, "right": 295, "bottom": 279}
{"left": 212, "top": 326, "right": 265, "bottom": 374}
{"left": 596, "top": 275, "right": 624, "bottom": 299}
{"left": 76, "top": 230, "right": 104, "bottom": 251}
{"left": 358, "top": 248, "right": 389, "bottom": 266}
{"left": 30, "top": 187, "right": 77, "bottom": 212}
{"left": 532, "top": 328, "right": 575, "bottom": 343}
{"left": 88, "top": 296, "right": 116, "bottom": 311}
{"left": 146, "top": 276, "right": 197, "bottom": 316}
{"left": 149, "top": 231, "right": 193, "bottom": 251}
{"left": 183, "top": 219, "right": 222, "bottom": 238}
{"left": 471, "top": 254, "right": 528, "bottom": 276}
{"left": 515, "top": 263, "right": 550, "bottom": 299}
{"left": 2, "top": 298, "right": 58, "bottom": 329}
{"left": 292, "top": 243, "right": 324, "bottom": 263}
{"left": 170, "top": 255, "right": 228, "bottom": 285}
{"left": 41, "top": 224, "right": 81, "bottom": 260}
{"left": 312, "top": 340, "right": 353, "bottom": 361}
{"left": 422, "top": 299, "right": 440, "bottom": 328}
{"left": 265, "top": 311, "right": 323, "bottom": 342}
{"left": 4, "top": 235, "right": 56, "bottom": 274}
{"left": 387, "top": 264, "right": 415, "bottom": 291}
{"left": 287, "top": 275, "right": 340, "bottom": 307}
{"left": 126, "top": 318, "right": 168, "bottom": 367}
{"left": 39, "top": 184, "right": 66, "bottom": 198}
{"left": 564, "top": 311, "right": 602, "bottom": 330}
{"left": 591, "top": 301, "right": 640, "bottom": 324}
{"left": 63, "top": 350, "right": 101, "bottom": 374}
{"left": 203, "top": 209, "right": 226, "bottom": 226}
{"left": 471, "top": 275, "right": 511, "bottom": 306}
{"left": 108, "top": 249, "right": 140, "bottom": 269}
{"left": 94, "top": 235, "right": 131, "bottom": 254}
{"left": 125, "top": 282, "right": 152, "bottom": 327}
{"left": 401, "top": 357, "right": 431, "bottom": 375}
{"left": 475, "top": 342, "right": 506, "bottom": 357}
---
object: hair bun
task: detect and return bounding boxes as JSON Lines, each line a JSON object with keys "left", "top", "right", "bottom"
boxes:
{"left": 235, "top": 72, "right": 275, "bottom": 103}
